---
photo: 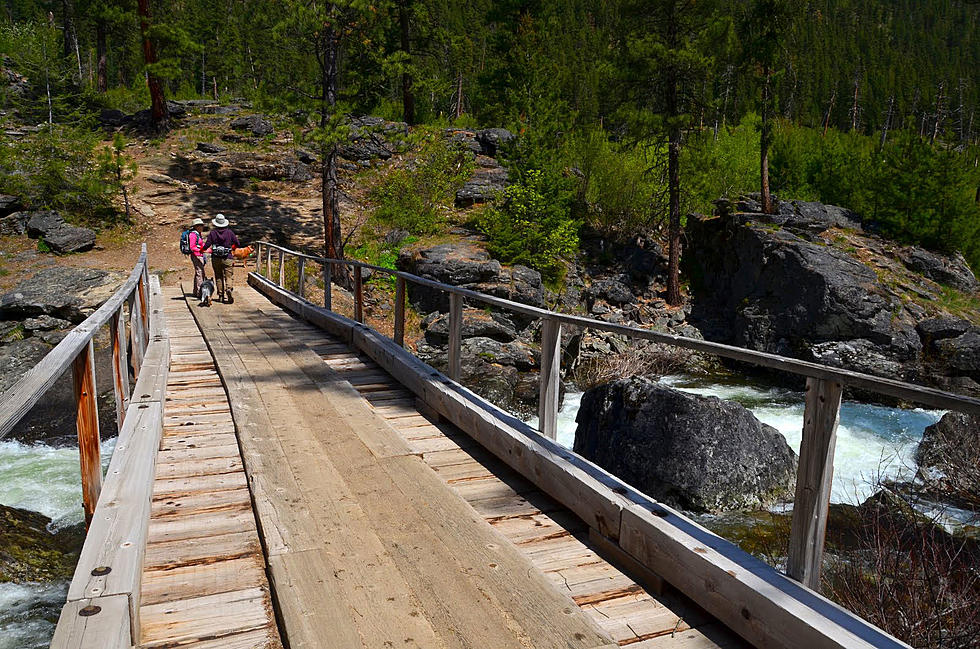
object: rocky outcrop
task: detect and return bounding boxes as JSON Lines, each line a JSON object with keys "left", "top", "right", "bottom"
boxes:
{"left": 397, "top": 242, "right": 544, "bottom": 313}
{"left": 686, "top": 201, "right": 980, "bottom": 394}
{"left": 0, "top": 504, "right": 82, "bottom": 583}
{"left": 574, "top": 378, "right": 797, "bottom": 512}
{"left": 421, "top": 308, "right": 518, "bottom": 345}
{"left": 170, "top": 151, "right": 312, "bottom": 183}
{"left": 25, "top": 212, "right": 95, "bottom": 254}
{"left": 915, "top": 412, "right": 980, "bottom": 509}
{"left": 0, "top": 211, "right": 29, "bottom": 236}
{"left": 0, "top": 194, "right": 21, "bottom": 217}
{"left": 339, "top": 116, "right": 409, "bottom": 164}
{"left": 0, "top": 267, "right": 125, "bottom": 322}
{"left": 455, "top": 156, "right": 508, "bottom": 207}
{"left": 230, "top": 115, "right": 274, "bottom": 136}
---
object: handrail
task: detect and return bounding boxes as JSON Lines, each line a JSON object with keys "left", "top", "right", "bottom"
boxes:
{"left": 254, "top": 238, "right": 978, "bottom": 595}
{"left": 252, "top": 240, "right": 980, "bottom": 413}
{"left": 0, "top": 243, "right": 150, "bottom": 524}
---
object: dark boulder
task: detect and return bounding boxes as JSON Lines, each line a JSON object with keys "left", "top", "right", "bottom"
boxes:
{"left": 933, "top": 331, "right": 980, "bottom": 374}
{"left": 0, "top": 211, "right": 29, "bottom": 236}
{"left": 98, "top": 108, "right": 128, "bottom": 127}
{"left": 574, "top": 378, "right": 797, "bottom": 512}
{"left": 230, "top": 114, "right": 274, "bottom": 136}
{"left": 476, "top": 128, "right": 515, "bottom": 157}
{"left": 397, "top": 243, "right": 543, "bottom": 313}
{"left": 916, "top": 317, "right": 972, "bottom": 342}
{"left": 0, "top": 504, "right": 82, "bottom": 583}
{"left": 586, "top": 279, "right": 634, "bottom": 306}
{"left": 0, "top": 194, "right": 21, "bottom": 217}
{"left": 0, "top": 339, "right": 49, "bottom": 393}
{"left": 25, "top": 211, "right": 96, "bottom": 253}
{"left": 455, "top": 157, "right": 508, "bottom": 207}
{"left": 196, "top": 141, "right": 226, "bottom": 154}
{"left": 902, "top": 249, "right": 979, "bottom": 293}
{"left": 0, "top": 267, "right": 125, "bottom": 322}
{"left": 422, "top": 308, "right": 518, "bottom": 345}
{"left": 915, "top": 412, "right": 980, "bottom": 509}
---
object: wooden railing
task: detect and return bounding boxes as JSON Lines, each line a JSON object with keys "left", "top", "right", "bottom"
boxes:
{"left": 252, "top": 240, "right": 978, "bottom": 642}
{"left": 0, "top": 245, "right": 170, "bottom": 648}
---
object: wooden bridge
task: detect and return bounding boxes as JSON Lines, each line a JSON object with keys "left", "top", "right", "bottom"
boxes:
{"left": 4, "top": 244, "right": 978, "bottom": 649}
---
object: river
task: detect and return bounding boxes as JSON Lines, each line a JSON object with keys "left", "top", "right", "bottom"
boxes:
{"left": 0, "top": 437, "right": 115, "bottom": 649}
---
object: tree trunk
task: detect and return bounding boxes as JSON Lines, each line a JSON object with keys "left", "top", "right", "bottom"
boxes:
{"left": 454, "top": 71, "right": 464, "bottom": 120}
{"left": 761, "top": 68, "right": 774, "bottom": 215}
{"left": 321, "top": 19, "right": 344, "bottom": 273}
{"left": 96, "top": 19, "right": 107, "bottom": 92}
{"left": 136, "top": 0, "right": 168, "bottom": 129}
{"left": 399, "top": 0, "right": 415, "bottom": 124}
{"left": 665, "top": 9, "right": 682, "bottom": 307}
{"left": 62, "top": 0, "right": 82, "bottom": 80}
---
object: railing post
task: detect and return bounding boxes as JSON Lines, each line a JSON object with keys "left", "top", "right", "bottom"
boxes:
{"left": 323, "top": 262, "right": 332, "bottom": 310}
{"left": 448, "top": 293, "right": 463, "bottom": 381}
{"left": 128, "top": 292, "right": 144, "bottom": 376}
{"left": 538, "top": 317, "right": 562, "bottom": 440}
{"left": 297, "top": 257, "right": 306, "bottom": 299}
{"left": 110, "top": 307, "right": 130, "bottom": 432}
{"left": 255, "top": 243, "right": 262, "bottom": 272}
{"left": 73, "top": 340, "right": 102, "bottom": 528}
{"left": 266, "top": 245, "right": 273, "bottom": 277}
{"left": 787, "top": 377, "right": 843, "bottom": 591}
{"left": 278, "top": 250, "right": 285, "bottom": 287}
{"left": 354, "top": 266, "right": 364, "bottom": 323}
{"left": 394, "top": 277, "right": 406, "bottom": 347}
{"left": 138, "top": 270, "right": 149, "bottom": 349}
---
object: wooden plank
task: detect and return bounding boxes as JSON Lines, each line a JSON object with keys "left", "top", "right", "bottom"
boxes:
{"left": 150, "top": 485, "right": 251, "bottom": 518}
{"left": 143, "top": 531, "right": 261, "bottom": 571}
{"left": 50, "top": 595, "right": 131, "bottom": 649}
{"left": 152, "top": 471, "right": 249, "bottom": 498}
{"left": 787, "top": 377, "right": 843, "bottom": 590}
{"left": 140, "top": 587, "right": 275, "bottom": 649}
{"left": 146, "top": 507, "right": 255, "bottom": 545}
{"left": 448, "top": 292, "right": 462, "bottom": 381}
{"left": 73, "top": 340, "right": 102, "bottom": 528}
{"left": 141, "top": 555, "right": 266, "bottom": 605}
{"left": 538, "top": 317, "right": 561, "bottom": 440}
{"left": 67, "top": 401, "right": 163, "bottom": 640}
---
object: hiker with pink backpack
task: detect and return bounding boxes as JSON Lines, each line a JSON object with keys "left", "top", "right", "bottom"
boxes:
{"left": 181, "top": 218, "right": 209, "bottom": 297}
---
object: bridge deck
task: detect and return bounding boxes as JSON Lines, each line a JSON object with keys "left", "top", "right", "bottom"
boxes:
{"left": 144, "top": 282, "right": 746, "bottom": 648}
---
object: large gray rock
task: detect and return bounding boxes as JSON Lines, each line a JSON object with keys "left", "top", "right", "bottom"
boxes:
{"left": 397, "top": 243, "right": 543, "bottom": 313}
{"left": 476, "top": 128, "right": 515, "bottom": 157}
{"left": 422, "top": 308, "right": 518, "bottom": 345}
{"left": 0, "top": 194, "right": 21, "bottom": 217}
{"left": 230, "top": 115, "right": 274, "bottom": 136}
{"left": 0, "top": 339, "right": 49, "bottom": 393}
{"left": 902, "top": 249, "right": 979, "bottom": 293}
{"left": 455, "top": 157, "right": 508, "bottom": 207}
{"left": 0, "top": 211, "right": 29, "bottom": 236}
{"left": 574, "top": 378, "right": 797, "bottom": 512}
{"left": 915, "top": 412, "right": 980, "bottom": 508}
{"left": 0, "top": 267, "right": 126, "bottom": 322}
{"left": 25, "top": 211, "right": 96, "bottom": 253}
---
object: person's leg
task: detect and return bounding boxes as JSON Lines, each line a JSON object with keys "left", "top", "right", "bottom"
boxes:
{"left": 225, "top": 261, "right": 235, "bottom": 303}
{"left": 213, "top": 258, "right": 225, "bottom": 300}
{"left": 192, "top": 255, "right": 205, "bottom": 296}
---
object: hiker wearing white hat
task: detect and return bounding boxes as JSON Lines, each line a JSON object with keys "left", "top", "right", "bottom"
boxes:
{"left": 201, "top": 214, "right": 241, "bottom": 303}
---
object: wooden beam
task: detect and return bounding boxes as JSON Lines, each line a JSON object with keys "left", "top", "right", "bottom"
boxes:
{"left": 278, "top": 250, "right": 285, "bottom": 287}
{"left": 50, "top": 595, "right": 131, "bottom": 649}
{"left": 297, "top": 256, "right": 306, "bottom": 299}
{"left": 110, "top": 308, "right": 129, "bottom": 433}
{"left": 73, "top": 340, "right": 102, "bottom": 528}
{"left": 354, "top": 266, "right": 364, "bottom": 323}
{"left": 394, "top": 277, "right": 406, "bottom": 348}
{"left": 537, "top": 318, "right": 561, "bottom": 440}
{"left": 787, "top": 377, "right": 843, "bottom": 590}
{"left": 447, "top": 293, "right": 462, "bottom": 381}
{"left": 323, "top": 262, "right": 332, "bottom": 310}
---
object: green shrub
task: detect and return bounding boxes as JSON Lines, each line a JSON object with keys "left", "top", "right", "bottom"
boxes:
{"left": 475, "top": 169, "right": 578, "bottom": 285}
{"left": 370, "top": 134, "right": 474, "bottom": 234}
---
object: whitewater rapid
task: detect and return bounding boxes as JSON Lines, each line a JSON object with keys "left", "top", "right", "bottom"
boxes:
{"left": 532, "top": 375, "right": 943, "bottom": 505}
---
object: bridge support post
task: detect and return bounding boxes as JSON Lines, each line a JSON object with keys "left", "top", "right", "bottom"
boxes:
{"left": 354, "top": 266, "right": 364, "bottom": 322}
{"left": 297, "top": 257, "right": 306, "bottom": 299}
{"left": 110, "top": 307, "right": 130, "bottom": 432}
{"left": 787, "top": 376, "right": 843, "bottom": 591}
{"left": 73, "top": 340, "right": 102, "bottom": 528}
{"left": 448, "top": 293, "right": 463, "bottom": 381}
{"left": 323, "top": 262, "right": 332, "bottom": 310}
{"left": 278, "top": 250, "right": 285, "bottom": 287}
{"left": 394, "top": 277, "right": 406, "bottom": 347}
{"left": 538, "top": 318, "right": 561, "bottom": 440}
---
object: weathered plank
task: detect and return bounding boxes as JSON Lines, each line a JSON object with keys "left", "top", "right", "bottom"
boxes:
{"left": 72, "top": 340, "right": 102, "bottom": 527}
{"left": 49, "top": 595, "right": 131, "bottom": 649}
